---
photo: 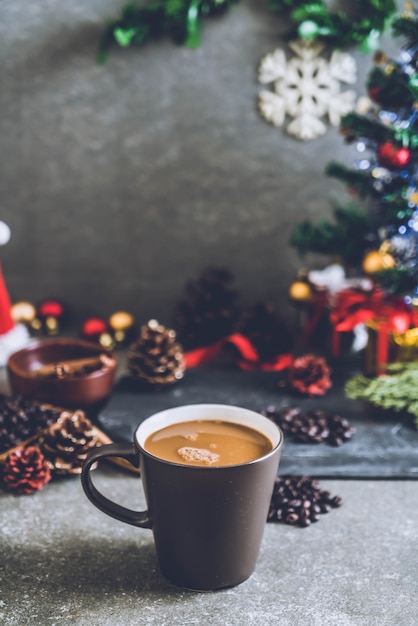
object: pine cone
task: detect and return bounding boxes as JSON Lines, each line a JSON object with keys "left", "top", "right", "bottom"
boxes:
{"left": 173, "top": 266, "right": 239, "bottom": 349}
{"left": 238, "top": 301, "right": 293, "bottom": 361}
{"left": 128, "top": 319, "right": 185, "bottom": 387}
{"left": 39, "top": 410, "right": 100, "bottom": 474}
{"left": 0, "top": 395, "right": 61, "bottom": 454}
{"left": 267, "top": 475, "right": 342, "bottom": 527}
{"left": 288, "top": 354, "right": 332, "bottom": 396}
{"left": 2, "top": 446, "right": 51, "bottom": 494}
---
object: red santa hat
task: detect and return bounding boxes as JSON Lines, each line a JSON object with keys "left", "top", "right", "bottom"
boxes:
{"left": 0, "top": 221, "right": 29, "bottom": 366}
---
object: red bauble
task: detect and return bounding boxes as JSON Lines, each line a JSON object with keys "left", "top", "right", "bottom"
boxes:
{"left": 81, "top": 317, "right": 108, "bottom": 339}
{"left": 377, "top": 142, "right": 411, "bottom": 169}
{"left": 37, "top": 299, "right": 65, "bottom": 319}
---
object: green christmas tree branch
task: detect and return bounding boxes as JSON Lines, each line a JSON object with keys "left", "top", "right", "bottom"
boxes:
{"left": 372, "top": 267, "right": 418, "bottom": 294}
{"left": 338, "top": 112, "right": 393, "bottom": 144}
{"left": 289, "top": 203, "right": 377, "bottom": 266}
{"left": 392, "top": 10, "right": 418, "bottom": 43}
{"left": 345, "top": 362, "right": 418, "bottom": 427}
{"left": 367, "top": 65, "right": 418, "bottom": 109}
{"left": 325, "top": 162, "right": 378, "bottom": 198}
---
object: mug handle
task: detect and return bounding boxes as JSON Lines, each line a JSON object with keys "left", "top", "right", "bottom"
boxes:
{"left": 81, "top": 443, "right": 152, "bottom": 529}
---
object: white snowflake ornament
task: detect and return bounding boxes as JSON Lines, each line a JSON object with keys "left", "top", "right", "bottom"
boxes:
{"left": 258, "top": 40, "right": 357, "bottom": 141}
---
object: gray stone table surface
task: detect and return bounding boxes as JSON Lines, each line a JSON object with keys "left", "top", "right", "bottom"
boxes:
{"left": 1, "top": 466, "right": 418, "bottom": 626}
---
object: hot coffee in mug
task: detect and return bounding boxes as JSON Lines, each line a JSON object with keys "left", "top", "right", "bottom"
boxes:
{"left": 81, "top": 404, "right": 283, "bottom": 591}
{"left": 144, "top": 418, "right": 273, "bottom": 466}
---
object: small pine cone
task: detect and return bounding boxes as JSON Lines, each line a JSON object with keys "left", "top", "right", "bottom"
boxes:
{"left": 173, "top": 266, "right": 239, "bottom": 350}
{"left": 39, "top": 410, "right": 100, "bottom": 474}
{"left": 288, "top": 354, "right": 332, "bottom": 397}
{"left": 2, "top": 446, "right": 51, "bottom": 494}
{"left": 128, "top": 319, "right": 185, "bottom": 387}
{"left": 238, "top": 302, "right": 293, "bottom": 361}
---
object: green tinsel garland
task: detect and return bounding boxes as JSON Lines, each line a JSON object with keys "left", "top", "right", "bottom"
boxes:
{"left": 97, "top": 0, "right": 396, "bottom": 62}
{"left": 98, "top": 0, "right": 238, "bottom": 62}
{"left": 345, "top": 362, "right": 418, "bottom": 428}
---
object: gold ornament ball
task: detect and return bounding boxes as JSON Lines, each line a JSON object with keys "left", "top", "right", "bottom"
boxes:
{"left": 11, "top": 301, "right": 36, "bottom": 323}
{"left": 108, "top": 311, "right": 135, "bottom": 331}
{"left": 409, "top": 190, "right": 418, "bottom": 206}
{"left": 288, "top": 281, "right": 313, "bottom": 302}
{"left": 99, "top": 332, "right": 116, "bottom": 349}
{"left": 362, "top": 251, "right": 396, "bottom": 274}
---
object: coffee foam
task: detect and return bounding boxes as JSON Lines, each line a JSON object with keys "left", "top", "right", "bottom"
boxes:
{"left": 177, "top": 447, "right": 220, "bottom": 465}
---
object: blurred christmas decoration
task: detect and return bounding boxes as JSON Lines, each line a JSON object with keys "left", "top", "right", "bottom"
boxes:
{"left": 11, "top": 298, "right": 70, "bottom": 338}
{"left": 322, "top": 9, "right": 418, "bottom": 297}
{"left": 80, "top": 311, "right": 136, "bottom": 348}
{"left": 97, "top": 0, "right": 395, "bottom": 64}
{"left": 237, "top": 301, "right": 293, "bottom": 362}
{"left": 0, "top": 221, "right": 30, "bottom": 365}
{"left": 267, "top": 475, "right": 342, "bottom": 527}
{"left": 11, "top": 301, "right": 37, "bottom": 326}
{"left": 258, "top": 1, "right": 396, "bottom": 140}
{"left": 364, "top": 314, "right": 418, "bottom": 375}
{"left": 267, "top": 0, "right": 396, "bottom": 52}
{"left": 345, "top": 361, "right": 418, "bottom": 428}
{"left": 329, "top": 285, "right": 418, "bottom": 363}
{"left": 173, "top": 267, "right": 293, "bottom": 370}
{"left": 258, "top": 40, "right": 357, "bottom": 141}
{"left": 362, "top": 247, "right": 396, "bottom": 274}
{"left": 35, "top": 298, "right": 67, "bottom": 336}
{"left": 2, "top": 446, "right": 51, "bottom": 494}
{"left": 39, "top": 410, "right": 101, "bottom": 475}
{"left": 288, "top": 353, "right": 332, "bottom": 396}
{"left": 108, "top": 310, "right": 137, "bottom": 346}
{"left": 173, "top": 266, "right": 239, "bottom": 350}
{"left": 97, "top": 0, "right": 239, "bottom": 62}
{"left": 289, "top": 8, "right": 418, "bottom": 353}
{"left": 308, "top": 263, "right": 373, "bottom": 296}
{"left": 288, "top": 276, "right": 313, "bottom": 303}
{"left": 80, "top": 316, "right": 109, "bottom": 342}
{"left": 183, "top": 331, "right": 293, "bottom": 371}
{"left": 263, "top": 406, "right": 355, "bottom": 446}
{"left": 128, "top": 319, "right": 185, "bottom": 387}
{"left": 290, "top": 203, "right": 379, "bottom": 267}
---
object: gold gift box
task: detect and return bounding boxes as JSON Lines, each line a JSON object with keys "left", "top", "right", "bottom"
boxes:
{"left": 365, "top": 322, "right": 418, "bottom": 376}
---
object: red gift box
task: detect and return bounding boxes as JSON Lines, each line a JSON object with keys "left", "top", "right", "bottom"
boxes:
{"left": 329, "top": 288, "right": 418, "bottom": 366}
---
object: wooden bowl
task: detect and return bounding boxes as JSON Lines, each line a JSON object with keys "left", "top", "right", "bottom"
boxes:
{"left": 7, "top": 338, "right": 117, "bottom": 409}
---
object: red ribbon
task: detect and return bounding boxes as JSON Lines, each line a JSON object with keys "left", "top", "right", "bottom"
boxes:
{"left": 330, "top": 288, "right": 418, "bottom": 334}
{"left": 184, "top": 333, "right": 293, "bottom": 372}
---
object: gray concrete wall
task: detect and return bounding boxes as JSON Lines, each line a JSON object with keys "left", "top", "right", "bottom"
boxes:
{"left": 0, "top": 1, "right": 400, "bottom": 328}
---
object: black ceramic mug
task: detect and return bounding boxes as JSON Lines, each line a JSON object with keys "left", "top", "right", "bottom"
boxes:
{"left": 81, "top": 404, "right": 283, "bottom": 591}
